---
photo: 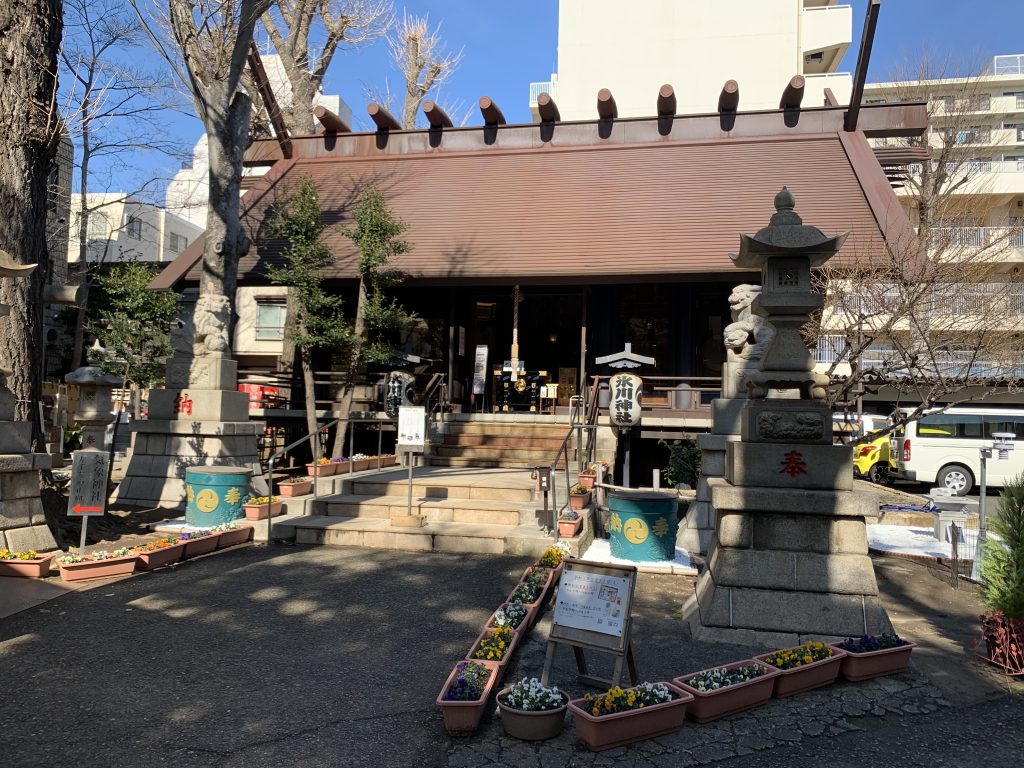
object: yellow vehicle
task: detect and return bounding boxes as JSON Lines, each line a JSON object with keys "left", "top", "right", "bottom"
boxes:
{"left": 837, "top": 414, "right": 894, "bottom": 485}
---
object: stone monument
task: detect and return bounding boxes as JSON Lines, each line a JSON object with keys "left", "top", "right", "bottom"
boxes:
{"left": 112, "top": 293, "right": 262, "bottom": 509}
{"left": 678, "top": 284, "right": 774, "bottom": 555}
{"left": 0, "top": 251, "right": 57, "bottom": 553}
{"left": 682, "top": 188, "right": 891, "bottom": 642}
{"left": 65, "top": 365, "right": 123, "bottom": 452}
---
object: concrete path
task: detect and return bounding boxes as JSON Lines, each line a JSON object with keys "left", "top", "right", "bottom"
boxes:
{"left": 0, "top": 546, "right": 1020, "bottom": 768}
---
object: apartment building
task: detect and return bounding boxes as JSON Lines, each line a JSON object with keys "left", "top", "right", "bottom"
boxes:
{"left": 530, "top": 0, "right": 852, "bottom": 120}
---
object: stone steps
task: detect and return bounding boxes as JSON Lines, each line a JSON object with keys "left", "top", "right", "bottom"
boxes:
{"left": 426, "top": 456, "right": 547, "bottom": 469}
{"left": 322, "top": 494, "right": 539, "bottom": 527}
{"left": 441, "top": 434, "right": 566, "bottom": 449}
{"left": 431, "top": 445, "right": 561, "bottom": 461}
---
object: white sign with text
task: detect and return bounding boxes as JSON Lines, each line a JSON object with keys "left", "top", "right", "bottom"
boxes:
{"left": 397, "top": 405, "right": 426, "bottom": 449}
{"left": 553, "top": 567, "right": 631, "bottom": 638}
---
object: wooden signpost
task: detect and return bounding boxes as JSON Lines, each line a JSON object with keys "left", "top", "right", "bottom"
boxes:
{"left": 541, "top": 559, "right": 639, "bottom": 689}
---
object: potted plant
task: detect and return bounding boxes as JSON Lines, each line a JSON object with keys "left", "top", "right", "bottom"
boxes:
{"left": 278, "top": 477, "right": 314, "bottom": 497}
{"left": 496, "top": 677, "right": 569, "bottom": 741}
{"left": 673, "top": 660, "right": 779, "bottom": 723}
{"left": 754, "top": 641, "right": 846, "bottom": 698}
{"left": 577, "top": 467, "right": 597, "bottom": 490}
{"left": 977, "top": 475, "right": 1024, "bottom": 675}
{"left": 329, "top": 456, "right": 350, "bottom": 473}
{"left": 537, "top": 546, "right": 568, "bottom": 578}
{"left": 467, "top": 625, "right": 518, "bottom": 676}
{"left": 0, "top": 549, "right": 55, "bottom": 579}
{"left": 659, "top": 437, "right": 701, "bottom": 489}
{"left": 178, "top": 529, "right": 220, "bottom": 559}
{"left": 489, "top": 600, "right": 531, "bottom": 631}
{"left": 380, "top": 453, "right": 397, "bottom": 467}
{"left": 569, "top": 483, "right": 591, "bottom": 510}
{"left": 351, "top": 453, "right": 371, "bottom": 472}
{"left": 243, "top": 496, "right": 283, "bottom": 520}
{"left": 830, "top": 634, "right": 915, "bottom": 682}
{"left": 213, "top": 521, "right": 254, "bottom": 549}
{"left": 567, "top": 681, "right": 692, "bottom": 751}
{"left": 509, "top": 567, "right": 552, "bottom": 611}
{"left": 558, "top": 508, "right": 583, "bottom": 537}
{"left": 436, "top": 659, "right": 501, "bottom": 737}
{"left": 58, "top": 548, "right": 138, "bottom": 582}
{"left": 305, "top": 457, "right": 334, "bottom": 477}
{"left": 133, "top": 538, "right": 185, "bottom": 570}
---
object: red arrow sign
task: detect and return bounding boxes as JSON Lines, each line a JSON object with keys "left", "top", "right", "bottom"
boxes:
{"left": 72, "top": 504, "right": 103, "bottom": 514}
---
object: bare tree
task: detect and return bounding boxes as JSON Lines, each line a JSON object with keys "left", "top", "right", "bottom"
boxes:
{"left": 0, "top": 0, "right": 63, "bottom": 440}
{"left": 388, "top": 12, "right": 461, "bottom": 129}
{"left": 256, "top": 0, "right": 390, "bottom": 136}
{"left": 61, "top": 0, "right": 185, "bottom": 368}
{"left": 809, "top": 53, "right": 1024, "bottom": 439}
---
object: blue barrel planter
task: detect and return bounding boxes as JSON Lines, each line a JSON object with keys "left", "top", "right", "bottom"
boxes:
{"left": 607, "top": 489, "right": 679, "bottom": 561}
{"left": 185, "top": 466, "right": 253, "bottom": 527}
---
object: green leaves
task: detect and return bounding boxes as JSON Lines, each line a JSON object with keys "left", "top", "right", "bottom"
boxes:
{"left": 981, "top": 474, "right": 1024, "bottom": 619}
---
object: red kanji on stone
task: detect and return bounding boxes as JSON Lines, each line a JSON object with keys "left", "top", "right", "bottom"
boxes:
{"left": 779, "top": 450, "right": 807, "bottom": 477}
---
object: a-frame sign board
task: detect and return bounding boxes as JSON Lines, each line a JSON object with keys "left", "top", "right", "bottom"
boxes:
{"left": 541, "top": 559, "right": 639, "bottom": 689}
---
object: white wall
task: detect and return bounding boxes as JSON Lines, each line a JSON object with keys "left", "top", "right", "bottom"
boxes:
{"left": 234, "top": 286, "right": 289, "bottom": 356}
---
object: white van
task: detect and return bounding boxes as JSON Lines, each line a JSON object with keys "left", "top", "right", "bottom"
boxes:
{"left": 889, "top": 407, "right": 1024, "bottom": 495}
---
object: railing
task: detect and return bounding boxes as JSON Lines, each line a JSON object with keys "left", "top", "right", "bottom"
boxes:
{"left": 528, "top": 81, "right": 551, "bottom": 106}
{"left": 993, "top": 54, "right": 1024, "bottom": 76}
{"left": 541, "top": 396, "right": 598, "bottom": 539}
{"left": 931, "top": 226, "right": 1024, "bottom": 249}
{"left": 588, "top": 374, "right": 721, "bottom": 415}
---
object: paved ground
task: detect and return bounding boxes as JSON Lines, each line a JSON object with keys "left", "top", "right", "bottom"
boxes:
{"left": 0, "top": 544, "right": 1020, "bottom": 768}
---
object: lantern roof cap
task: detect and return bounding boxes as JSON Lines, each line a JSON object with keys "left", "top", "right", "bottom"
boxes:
{"left": 731, "top": 187, "right": 848, "bottom": 268}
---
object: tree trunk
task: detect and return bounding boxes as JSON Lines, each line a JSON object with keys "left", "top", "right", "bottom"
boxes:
{"left": 299, "top": 346, "right": 320, "bottom": 460}
{"left": 286, "top": 76, "right": 318, "bottom": 136}
{"left": 70, "top": 108, "right": 92, "bottom": 370}
{"left": 0, "top": 0, "right": 62, "bottom": 451}
{"left": 330, "top": 278, "right": 369, "bottom": 457}
{"left": 201, "top": 87, "right": 253, "bottom": 336}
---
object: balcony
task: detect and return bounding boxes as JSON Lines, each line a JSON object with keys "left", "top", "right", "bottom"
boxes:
{"left": 993, "top": 55, "right": 1024, "bottom": 76}
{"left": 930, "top": 227, "right": 1024, "bottom": 252}
{"left": 800, "top": 4, "right": 852, "bottom": 74}
{"left": 803, "top": 72, "right": 852, "bottom": 105}
{"left": 529, "top": 81, "right": 552, "bottom": 107}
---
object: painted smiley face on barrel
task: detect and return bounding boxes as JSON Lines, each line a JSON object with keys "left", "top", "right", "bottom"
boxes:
{"left": 622, "top": 517, "right": 649, "bottom": 545}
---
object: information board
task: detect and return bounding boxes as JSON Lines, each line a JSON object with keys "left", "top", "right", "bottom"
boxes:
{"left": 554, "top": 567, "right": 631, "bottom": 638}
{"left": 66, "top": 451, "right": 110, "bottom": 517}
{"left": 472, "top": 345, "right": 488, "bottom": 395}
{"left": 397, "top": 405, "right": 426, "bottom": 449}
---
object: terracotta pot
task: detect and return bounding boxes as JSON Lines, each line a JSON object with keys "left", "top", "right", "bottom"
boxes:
{"left": 216, "top": 525, "right": 253, "bottom": 549}
{"left": 672, "top": 660, "right": 780, "bottom": 723}
{"left": 306, "top": 462, "right": 334, "bottom": 477}
{"left": 353, "top": 458, "right": 371, "bottom": 472}
{"left": 577, "top": 471, "right": 597, "bottom": 490}
{"left": 134, "top": 542, "right": 185, "bottom": 571}
{"left": 436, "top": 659, "right": 501, "bottom": 737}
{"left": 244, "top": 501, "right": 284, "bottom": 520}
{"left": 558, "top": 516, "right": 583, "bottom": 537}
{"left": 569, "top": 491, "right": 591, "bottom": 510}
{"left": 330, "top": 460, "right": 351, "bottom": 474}
{"left": 754, "top": 647, "right": 847, "bottom": 698}
{"left": 567, "top": 682, "right": 692, "bottom": 751}
{"left": 59, "top": 555, "right": 138, "bottom": 582}
{"left": 380, "top": 455, "right": 397, "bottom": 467}
{"left": 0, "top": 554, "right": 55, "bottom": 579}
{"left": 278, "top": 480, "right": 313, "bottom": 497}
{"left": 181, "top": 534, "right": 219, "bottom": 559}
{"left": 496, "top": 688, "right": 568, "bottom": 741}
{"left": 466, "top": 627, "right": 520, "bottom": 679}
{"left": 830, "top": 642, "right": 916, "bottom": 682}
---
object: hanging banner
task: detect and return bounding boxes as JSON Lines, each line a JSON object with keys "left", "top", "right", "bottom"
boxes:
{"left": 472, "top": 345, "right": 488, "bottom": 395}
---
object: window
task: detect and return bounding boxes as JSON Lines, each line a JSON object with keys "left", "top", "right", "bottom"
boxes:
{"left": 168, "top": 232, "right": 188, "bottom": 253}
{"left": 125, "top": 216, "right": 142, "bottom": 239}
{"left": 86, "top": 211, "right": 109, "bottom": 240}
{"left": 255, "top": 299, "right": 287, "bottom": 341}
{"left": 917, "top": 413, "right": 983, "bottom": 439}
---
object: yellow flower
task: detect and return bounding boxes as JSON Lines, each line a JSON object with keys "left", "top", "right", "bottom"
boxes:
{"left": 803, "top": 655, "right": 812, "bottom": 664}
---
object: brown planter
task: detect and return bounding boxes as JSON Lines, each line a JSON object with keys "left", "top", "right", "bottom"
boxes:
{"left": 569, "top": 491, "right": 591, "bottom": 510}
{"left": 466, "top": 627, "right": 520, "bottom": 679}
{"left": 216, "top": 525, "right": 254, "bottom": 549}
{"left": 558, "top": 516, "right": 583, "bottom": 537}
{"left": 577, "top": 471, "right": 597, "bottom": 490}
{"left": 243, "top": 501, "right": 284, "bottom": 520}
{"left": 306, "top": 462, "right": 335, "bottom": 477}
{"left": 278, "top": 480, "right": 313, "bottom": 497}
{"left": 486, "top": 602, "right": 537, "bottom": 633}
{"left": 134, "top": 542, "right": 185, "bottom": 571}
{"left": 567, "top": 682, "right": 692, "bottom": 751}
{"left": 754, "top": 648, "right": 847, "bottom": 698}
{"left": 181, "top": 534, "right": 220, "bottom": 559}
{"left": 59, "top": 555, "right": 138, "bottom": 582}
{"left": 330, "top": 460, "right": 351, "bottom": 474}
{"left": 380, "top": 454, "right": 397, "bottom": 467}
{"left": 496, "top": 688, "right": 568, "bottom": 741}
{"left": 830, "top": 642, "right": 916, "bottom": 682}
{"left": 352, "top": 458, "right": 371, "bottom": 472}
{"left": 672, "top": 660, "right": 780, "bottom": 723}
{"left": 436, "top": 659, "right": 501, "bottom": 737}
{"left": 0, "top": 554, "right": 55, "bottom": 579}
{"left": 509, "top": 566, "right": 556, "bottom": 617}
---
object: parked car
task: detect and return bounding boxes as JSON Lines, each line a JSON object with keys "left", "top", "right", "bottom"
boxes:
{"left": 835, "top": 414, "right": 894, "bottom": 486}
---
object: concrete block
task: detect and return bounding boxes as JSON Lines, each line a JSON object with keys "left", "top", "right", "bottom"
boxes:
{"left": 0, "top": 497, "right": 43, "bottom": 530}
{"left": 710, "top": 547, "right": 796, "bottom": 590}
{"left": 389, "top": 531, "right": 434, "bottom": 551}
{"left": 434, "top": 534, "right": 504, "bottom": 554}
{"left": 712, "top": 398, "right": 746, "bottom": 436}
{"left": 700, "top": 449, "right": 727, "bottom": 477}
{"left": 0, "top": 422, "right": 32, "bottom": 453}
{"left": 710, "top": 477, "right": 874, "bottom": 517}
{"left": 149, "top": 388, "right": 249, "bottom": 422}
{"left": 0, "top": 455, "right": 33, "bottom": 473}
{"left": 165, "top": 357, "right": 238, "bottom": 390}
{"left": 31, "top": 453, "right": 52, "bottom": 471}
{"left": 698, "top": 433, "right": 736, "bottom": 452}
{"left": 322, "top": 528, "right": 363, "bottom": 547}
{"left": 794, "top": 553, "right": 880, "bottom": 596}
{"left": 296, "top": 528, "right": 327, "bottom": 545}
{"left": 727, "top": 442, "right": 852, "bottom": 490}
{"left": 1, "top": 470, "right": 40, "bottom": 500}
{"left": 740, "top": 400, "right": 832, "bottom": 445}
{"left": 717, "top": 512, "right": 752, "bottom": 548}
{"left": 5, "top": 523, "right": 58, "bottom": 552}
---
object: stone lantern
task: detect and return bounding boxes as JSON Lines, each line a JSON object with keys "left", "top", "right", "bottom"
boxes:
{"left": 65, "top": 366, "right": 123, "bottom": 452}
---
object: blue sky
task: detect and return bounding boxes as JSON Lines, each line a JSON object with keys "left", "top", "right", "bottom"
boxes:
{"left": 93, "top": 0, "right": 1024, "bottom": 198}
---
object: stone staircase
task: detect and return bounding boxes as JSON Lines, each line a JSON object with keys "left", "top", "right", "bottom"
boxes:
{"left": 279, "top": 466, "right": 595, "bottom": 557}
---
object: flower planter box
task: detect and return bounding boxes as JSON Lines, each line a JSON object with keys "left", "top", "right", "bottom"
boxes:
{"left": 436, "top": 659, "right": 501, "bottom": 737}
{"left": 486, "top": 602, "right": 537, "bottom": 633}
{"left": 672, "top": 660, "right": 780, "bottom": 723}
{"left": 181, "top": 534, "right": 220, "bottom": 559}
{"left": 466, "top": 628, "right": 520, "bottom": 679}
{"left": 306, "top": 462, "right": 335, "bottom": 477}
{"left": 0, "top": 554, "right": 55, "bottom": 579}
{"left": 330, "top": 460, "right": 351, "bottom": 474}
{"left": 352, "top": 458, "right": 371, "bottom": 472}
{"left": 569, "top": 491, "right": 591, "bottom": 510}
{"left": 278, "top": 479, "right": 313, "bottom": 497}
{"left": 558, "top": 516, "right": 583, "bottom": 537}
{"left": 509, "top": 567, "right": 556, "bottom": 615}
{"left": 496, "top": 688, "right": 568, "bottom": 741}
{"left": 567, "top": 683, "right": 692, "bottom": 751}
{"left": 59, "top": 555, "right": 138, "bottom": 582}
{"left": 216, "top": 525, "right": 254, "bottom": 549}
{"left": 830, "top": 642, "right": 916, "bottom": 682}
{"left": 380, "top": 454, "right": 397, "bottom": 467}
{"left": 754, "top": 648, "right": 847, "bottom": 698}
{"left": 577, "top": 471, "right": 597, "bottom": 490}
{"left": 243, "top": 501, "right": 284, "bottom": 520}
{"left": 134, "top": 542, "right": 185, "bottom": 571}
